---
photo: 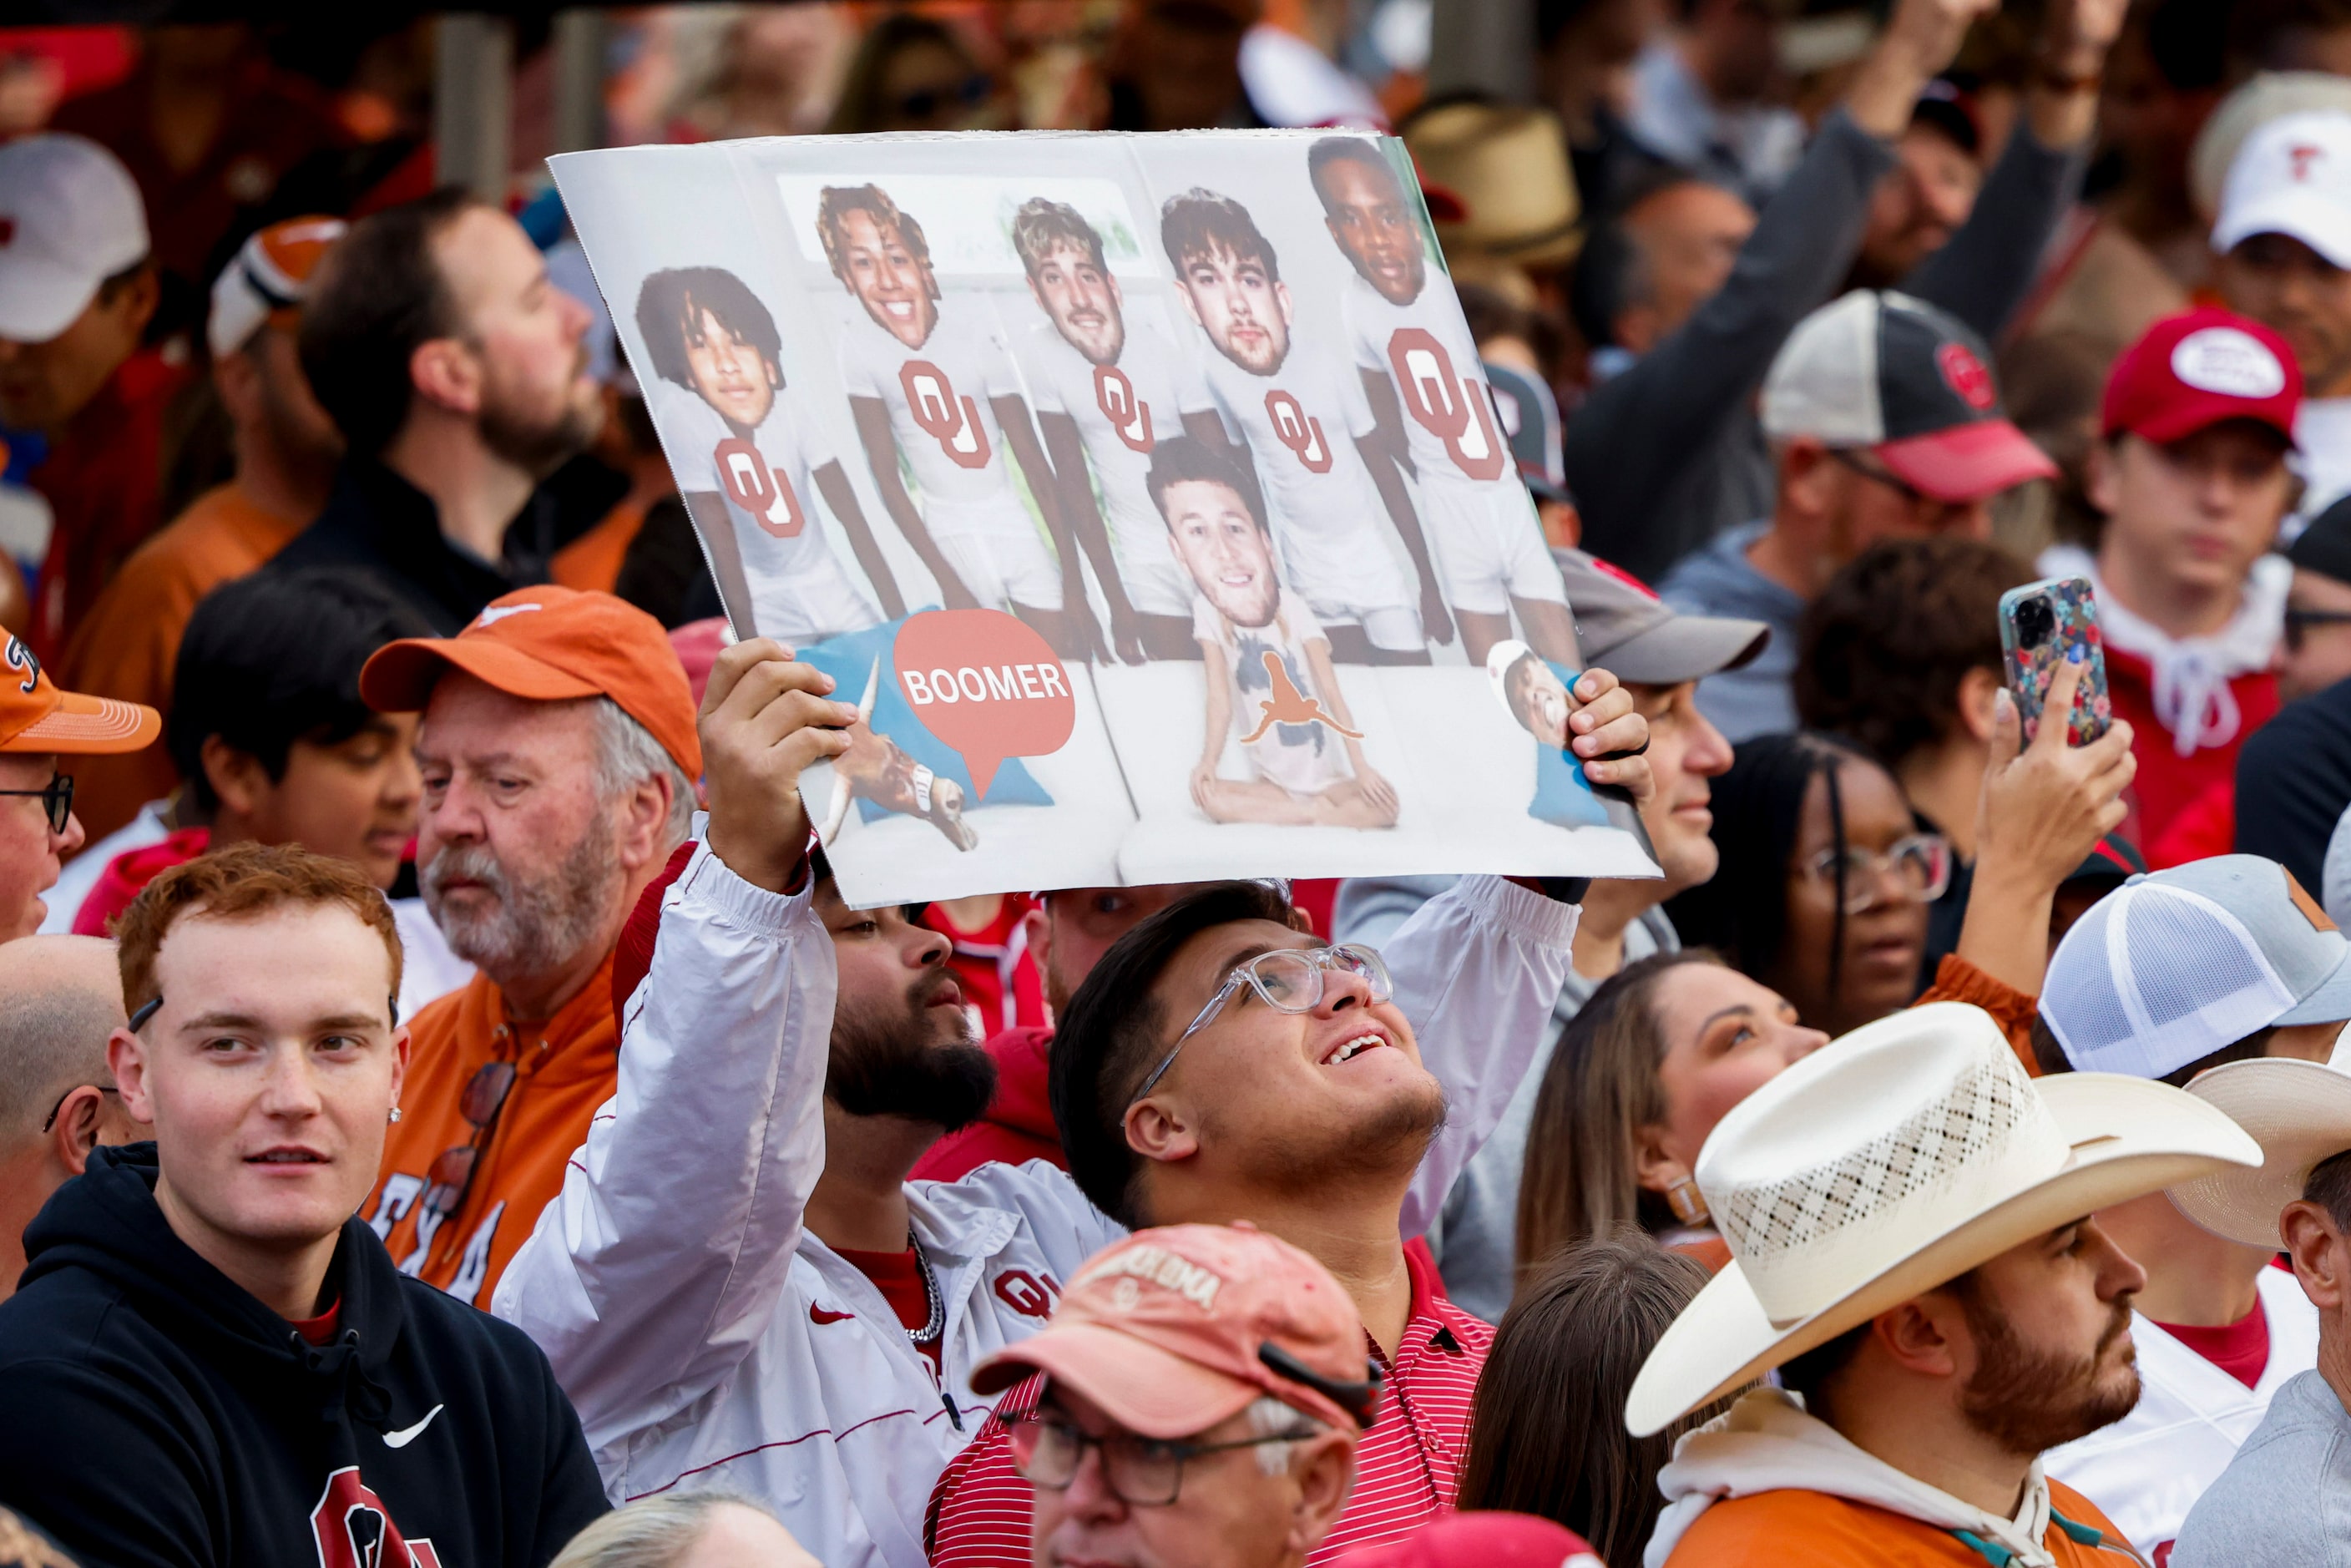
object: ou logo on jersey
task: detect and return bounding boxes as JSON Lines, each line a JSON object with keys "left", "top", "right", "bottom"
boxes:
{"left": 1388, "top": 329, "right": 1507, "bottom": 482}
{"left": 309, "top": 1466, "right": 442, "bottom": 1568}
{"left": 1264, "top": 390, "right": 1332, "bottom": 473}
{"left": 1094, "top": 364, "right": 1154, "bottom": 453}
{"left": 714, "top": 438, "right": 806, "bottom": 539}
{"left": 901, "top": 360, "right": 993, "bottom": 470}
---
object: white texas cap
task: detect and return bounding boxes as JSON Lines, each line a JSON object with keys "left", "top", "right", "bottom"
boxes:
{"left": 0, "top": 133, "right": 149, "bottom": 343}
{"left": 2213, "top": 109, "right": 2351, "bottom": 268}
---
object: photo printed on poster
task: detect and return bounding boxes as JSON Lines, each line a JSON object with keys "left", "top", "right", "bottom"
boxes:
{"left": 554, "top": 129, "right": 1655, "bottom": 904}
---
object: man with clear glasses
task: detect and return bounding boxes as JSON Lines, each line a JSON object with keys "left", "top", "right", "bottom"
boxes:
{"left": 494, "top": 637, "right": 1653, "bottom": 1568}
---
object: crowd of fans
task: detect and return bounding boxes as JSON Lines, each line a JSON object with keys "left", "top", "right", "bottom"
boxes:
{"left": 15, "top": 0, "right": 2351, "bottom": 1564}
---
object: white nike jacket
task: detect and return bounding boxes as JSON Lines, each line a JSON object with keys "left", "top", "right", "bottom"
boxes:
{"left": 492, "top": 845, "right": 1575, "bottom": 1568}
{"left": 2044, "top": 1266, "right": 2320, "bottom": 1559}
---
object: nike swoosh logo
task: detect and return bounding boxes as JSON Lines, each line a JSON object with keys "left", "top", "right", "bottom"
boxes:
{"left": 475, "top": 603, "right": 543, "bottom": 626}
{"left": 383, "top": 1404, "right": 444, "bottom": 1449}
{"left": 811, "top": 1305, "right": 854, "bottom": 1325}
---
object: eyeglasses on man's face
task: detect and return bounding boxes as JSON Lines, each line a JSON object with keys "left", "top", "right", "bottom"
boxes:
{"left": 1009, "top": 1412, "right": 1317, "bottom": 1506}
{"left": 1127, "top": 943, "right": 1393, "bottom": 1105}
{"left": 0, "top": 772, "right": 73, "bottom": 834}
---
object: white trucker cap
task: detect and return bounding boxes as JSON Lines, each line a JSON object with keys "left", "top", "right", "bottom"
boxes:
{"left": 0, "top": 133, "right": 149, "bottom": 343}
{"left": 2212, "top": 109, "right": 2351, "bottom": 269}
{"left": 2042, "top": 854, "right": 2351, "bottom": 1080}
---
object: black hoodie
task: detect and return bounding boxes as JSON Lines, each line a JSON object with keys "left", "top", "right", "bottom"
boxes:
{"left": 0, "top": 1145, "right": 607, "bottom": 1568}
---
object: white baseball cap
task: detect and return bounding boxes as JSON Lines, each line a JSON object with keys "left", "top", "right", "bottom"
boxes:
{"left": 2041, "top": 854, "right": 2351, "bottom": 1080}
{"left": 0, "top": 133, "right": 149, "bottom": 344}
{"left": 2212, "top": 109, "right": 2351, "bottom": 269}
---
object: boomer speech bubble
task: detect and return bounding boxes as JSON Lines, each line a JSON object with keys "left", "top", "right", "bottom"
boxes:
{"left": 893, "top": 609, "right": 1078, "bottom": 797}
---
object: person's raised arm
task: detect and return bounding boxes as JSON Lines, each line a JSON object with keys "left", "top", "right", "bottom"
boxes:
{"left": 1954, "top": 655, "right": 2135, "bottom": 1000}
{"left": 491, "top": 642, "right": 857, "bottom": 1455}
{"left": 1570, "top": 0, "right": 1995, "bottom": 566}
{"left": 1902, "top": 0, "right": 2125, "bottom": 337}
{"left": 1388, "top": 670, "right": 1653, "bottom": 1237}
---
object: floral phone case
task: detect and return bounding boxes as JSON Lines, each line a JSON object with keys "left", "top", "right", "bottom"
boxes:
{"left": 1998, "top": 576, "right": 2112, "bottom": 746}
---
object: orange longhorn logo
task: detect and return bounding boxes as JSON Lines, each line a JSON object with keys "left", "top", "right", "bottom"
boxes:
{"left": 1237, "top": 650, "right": 1361, "bottom": 742}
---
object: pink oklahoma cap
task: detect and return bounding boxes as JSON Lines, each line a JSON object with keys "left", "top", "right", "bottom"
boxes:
{"left": 2102, "top": 308, "right": 2300, "bottom": 447}
{"left": 970, "top": 1223, "right": 1378, "bottom": 1439}
{"left": 1342, "top": 1514, "right": 1603, "bottom": 1568}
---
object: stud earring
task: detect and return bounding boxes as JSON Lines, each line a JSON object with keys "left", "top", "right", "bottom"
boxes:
{"left": 388, "top": 1105, "right": 403, "bottom": 1125}
{"left": 1666, "top": 1176, "right": 1709, "bottom": 1227}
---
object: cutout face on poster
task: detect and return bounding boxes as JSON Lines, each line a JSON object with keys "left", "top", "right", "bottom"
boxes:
{"left": 554, "top": 130, "right": 1654, "bottom": 904}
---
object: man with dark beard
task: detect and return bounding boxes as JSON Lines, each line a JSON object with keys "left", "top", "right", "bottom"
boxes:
{"left": 493, "top": 635, "right": 1656, "bottom": 1568}
{"left": 270, "top": 188, "right": 626, "bottom": 635}
{"left": 1625, "top": 1004, "right": 2259, "bottom": 1567}
{"left": 358, "top": 587, "right": 698, "bottom": 1306}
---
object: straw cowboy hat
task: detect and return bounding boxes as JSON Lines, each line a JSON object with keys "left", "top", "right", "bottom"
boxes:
{"left": 1625, "top": 1004, "right": 2260, "bottom": 1438}
{"left": 1401, "top": 102, "right": 1582, "bottom": 269}
{"left": 2171, "top": 1029, "right": 2351, "bottom": 1247}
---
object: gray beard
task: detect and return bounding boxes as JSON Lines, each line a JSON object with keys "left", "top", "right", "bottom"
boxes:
{"left": 422, "top": 825, "right": 620, "bottom": 987}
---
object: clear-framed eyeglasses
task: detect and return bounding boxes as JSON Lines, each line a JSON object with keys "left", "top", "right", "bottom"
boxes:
{"left": 1803, "top": 832, "right": 1953, "bottom": 913}
{"left": 1007, "top": 1413, "right": 1317, "bottom": 1506}
{"left": 1127, "top": 943, "right": 1393, "bottom": 1105}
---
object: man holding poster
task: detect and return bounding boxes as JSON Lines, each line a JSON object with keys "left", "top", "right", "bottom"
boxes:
{"left": 1163, "top": 188, "right": 1451, "bottom": 665}
{"left": 1013, "top": 197, "right": 1231, "bottom": 664}
{"left": 635, "top": 265, "right": 900, "bottom": 642}
{"left": 821, "top": 184, "right": 1105, "bottom": 660}
{"left": 1309, "top": 137, "right": 1577, "bottom": 669}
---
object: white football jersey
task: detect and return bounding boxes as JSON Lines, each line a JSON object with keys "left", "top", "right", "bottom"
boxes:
{"left": 675, "top": 393, "right": 878, "bottom": 633}
{"left": 838, "top": 304, "right": 1026, "bottom": 516}
{"left": 1343, "top": 272, "right": 1512, "bottom": 491}
{"left": 1022, "top": 316, "right": 1201, "bottom": 586}
{"left": 1195, "top": 585, "right": 1354, "bottom": 797}
{"left": 1185, "top": 336, "right": 1390, "bottom": 569}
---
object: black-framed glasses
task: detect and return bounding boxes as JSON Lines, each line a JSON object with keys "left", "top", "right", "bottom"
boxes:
{"left": 1007, "top": 1413, "right": 1317, "bottom": 1506}
{"left": 40, "top": 1083, "right": 116, "bottom": 1133}
{"left": 1128, "top": 943, "right": 1393, "bottom": 1105}
{"left": 0, "top": 772, "right": 73, "bottom": 834}
{"left": 2285, "top": 607, "right": 2351, "bottom": 653}
{"left": 421, "top": 1060, "right": 517, "bottom": 1222}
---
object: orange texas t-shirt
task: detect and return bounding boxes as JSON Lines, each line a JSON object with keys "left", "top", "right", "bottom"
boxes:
{"left": 1662, "top": 1479, "right": 2136, "bottom": 1567}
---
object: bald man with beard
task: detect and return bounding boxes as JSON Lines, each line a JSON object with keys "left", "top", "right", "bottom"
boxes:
{"left": 0, "top": 936, "right": 136, "bottom": 1300}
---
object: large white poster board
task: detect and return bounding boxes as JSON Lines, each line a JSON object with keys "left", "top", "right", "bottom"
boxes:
{"left": 554, "top": 129, "right": 1656, "bottom": 905}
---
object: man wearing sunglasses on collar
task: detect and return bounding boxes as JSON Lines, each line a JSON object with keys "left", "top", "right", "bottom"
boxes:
{"left": 493, "top": 638, "right": 1651, "bottom": 1568}
{"left": 0, "top": 624, "right": 159, "bottom": 943}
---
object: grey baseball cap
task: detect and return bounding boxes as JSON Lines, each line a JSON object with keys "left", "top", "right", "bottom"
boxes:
{"left": 1555, "top": 547, "right": 1769, "bottom": 686}
{"left": 2044, "top": 854, "right": 2351, "bottom": 1079}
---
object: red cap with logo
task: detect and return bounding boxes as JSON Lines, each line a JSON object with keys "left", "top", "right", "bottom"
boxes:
{"left": 970, "top": 1222, "right": 1378, "bottom": 1439}
{"left": 0, "top": 626, "right": 159, "bottom": 756}
{"left": 360, "top": 587, "right": 702, "bottom": 778}
{"left": 2102, "top": 308, "right": 2302, "bottom": 447}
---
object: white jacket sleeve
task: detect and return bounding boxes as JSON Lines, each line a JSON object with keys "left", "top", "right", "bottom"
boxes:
{"left": 491, "top": 842, "right": 833, "bottom": 1452}
{"left": 1379, "top": 874, "right": 1577, "bottom": 1241}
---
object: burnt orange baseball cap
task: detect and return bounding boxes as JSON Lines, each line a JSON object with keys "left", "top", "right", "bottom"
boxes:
{"left": 360, "top": 588, "right": 702, "bottom": 778}
{"left": 971, "top": 1222, "right": 1378, "bottom": 1439}
{"left": 0, "top": 627, "right": 159, "bottom": 755}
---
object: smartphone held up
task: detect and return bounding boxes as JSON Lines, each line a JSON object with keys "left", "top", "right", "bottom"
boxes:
{"left": 1999, "top": 576, "right": 2114, "bottom": 746}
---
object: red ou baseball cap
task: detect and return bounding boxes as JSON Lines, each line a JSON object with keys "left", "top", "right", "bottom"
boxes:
{"left": 971, "top": 1222, "right": 1379, "bottom": 1439}
{"left": 0, "top": 626, "right": 159, "bottom": 756}
{"left": 2102, "top": 308, "right": 2302, "bottom": 447}
{"left": 360, "top": 587, "right": 703, "bottom": 779}
{"left": 1341, "top": 1514, "right": 1603, "bottom": 1568}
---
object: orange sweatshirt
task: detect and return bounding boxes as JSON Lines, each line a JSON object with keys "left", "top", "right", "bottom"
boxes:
{"left": 366, "top": 956, "right": 618, "bottom": 1307}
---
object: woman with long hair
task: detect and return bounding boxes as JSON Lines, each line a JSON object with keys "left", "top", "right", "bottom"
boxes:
{"left": 1460, "top": 1233, "right": 1732, "bottom": 1566}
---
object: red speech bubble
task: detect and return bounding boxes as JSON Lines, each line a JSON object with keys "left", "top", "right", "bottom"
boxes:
{"left": 893, "top": 609, "right": 1077, "bottom": 797}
